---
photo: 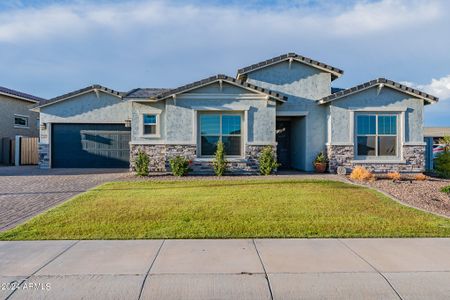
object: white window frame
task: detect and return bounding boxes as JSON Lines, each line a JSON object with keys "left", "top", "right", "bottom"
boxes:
{"left": 198, "top": 111, "right": 244, "bottom": 158}
{"left": 141, "top": 113, "right": 160, "bottom": 137}
{"left": 355, "top": 112, "right": 400, "bottom": 159}
{"left": 14, "top": 114, "right": 29, "bottom": 128}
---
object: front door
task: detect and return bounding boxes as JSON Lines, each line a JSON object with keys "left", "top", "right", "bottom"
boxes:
{"left": 276, "top": 120, "right": 291, "bottom": 169}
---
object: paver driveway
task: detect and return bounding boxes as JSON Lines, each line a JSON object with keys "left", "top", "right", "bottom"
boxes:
{"left": 0, "top": 166, "right": 130, "bottom": 231}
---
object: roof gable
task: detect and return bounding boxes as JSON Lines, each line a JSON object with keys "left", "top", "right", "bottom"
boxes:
{"left": 237, "top": 53, "right": 343, "bottom": 81}
{"left": 0, "top": 86, "right": 44, "bottom": 103}
{"left": 34, "top": 85, "right": 124, "bottom": 109}
{"left": 318, "top": 78, "right": 438, "bottom": 105}
{"left": 150, "top": 74, "right": 287, "bottom": 102}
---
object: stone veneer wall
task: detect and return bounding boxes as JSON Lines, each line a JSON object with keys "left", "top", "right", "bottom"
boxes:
{"left": 130, "top": 144, "right": 196, "bottom": 173}
{"left": 327, "top": 144, "right": 425, "bottom": 173}
{"left": 38, "top": 143, "right": 50, "bottom": 169}
{"left": 130, "top": 144, "right": 271, "bottom": 175}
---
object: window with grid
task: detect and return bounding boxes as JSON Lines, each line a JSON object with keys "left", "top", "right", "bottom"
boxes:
{"left": 356, "top": 113, "right": 398, "bottom": 157}
{"left": 143, "top": 114, "right": 158, "bottom": 135}
{"left": 199, "top": 113, "right": 242, "bottom": 157}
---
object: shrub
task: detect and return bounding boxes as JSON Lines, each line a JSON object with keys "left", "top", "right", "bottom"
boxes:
{"left": 349, "top": 166, "right": 374, "bottom": 182}
{"left": 213, "top": 141, "right": 227, "bottom": 176}
{"left": 134, "top": 150, "right": 149, "bottom": 176}
{"left": 387, "top": 172, "right": 401, "bottom": 182}
{"left": 258, "top": 146, "right": 280, "bottom": 175}
{"left": 435, "top": 151, "right": 450, "bottom": 179}
{"left": 441, "top": 185, "right": 450, "bottom": 195}
{"left": 414, "top": 173, "right": 427, "bottom": 181}
{"left": 169, "top": 156, "right": 191, "bottom": 177}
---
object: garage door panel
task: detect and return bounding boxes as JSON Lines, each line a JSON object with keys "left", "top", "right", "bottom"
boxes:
{"left": 52, "top": 124, "right": 131, "bottom": 168}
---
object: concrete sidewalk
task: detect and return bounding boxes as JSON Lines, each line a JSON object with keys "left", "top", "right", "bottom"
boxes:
{"left": 1, "top": 239, "right": 449, "bottom": 300}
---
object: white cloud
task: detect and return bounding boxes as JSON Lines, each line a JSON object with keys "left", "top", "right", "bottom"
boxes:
{"left": 0, "top": 0, "right": 449, "bottom": 129}
{"left": 402, "top": 75, "right": 450, "bottom": 100}
{"left": 331, "top": 0, "right": 441, "bottom": 36}
{"left": 0, "top": 0, "right": 443, "bottom": 43}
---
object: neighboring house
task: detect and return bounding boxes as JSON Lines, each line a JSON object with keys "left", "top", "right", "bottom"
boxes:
{"left": 424, "top": 127, "right": 450, "bottom": 170}
{"left": 0, "top": 86, "right": 43, "bottom": 164}
{"left": 32, "top": 53, "right": 438, "bottom": 173}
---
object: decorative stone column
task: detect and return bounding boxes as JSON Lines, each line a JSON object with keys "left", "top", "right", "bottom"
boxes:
{"left": 38, "top": 143, "right": 50, "bottom": 169}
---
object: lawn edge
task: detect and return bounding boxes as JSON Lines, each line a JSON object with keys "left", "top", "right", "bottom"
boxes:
{"left": 1, "top": 178, "right": 449, "bottom": 241}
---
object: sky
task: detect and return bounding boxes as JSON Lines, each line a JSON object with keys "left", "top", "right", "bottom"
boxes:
{"left": 0, "top": 0, "right": 449, "bottom": 126}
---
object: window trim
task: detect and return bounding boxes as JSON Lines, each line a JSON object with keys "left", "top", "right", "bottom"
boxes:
{"left": 198, "top": 111, "right": 244, "bottom": 158}
{"left": 14, "top": 114, "right": 29, "bottom": 128}
{"left": 355, "top": 112, "right": 400, "bottom": 159}
{"left": 141, "top": 113, "right": 160, "bottom": 137}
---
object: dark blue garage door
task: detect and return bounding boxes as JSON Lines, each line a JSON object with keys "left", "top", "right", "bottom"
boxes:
{"left": 52, "top": 124, "right": 131, "bottom": 168}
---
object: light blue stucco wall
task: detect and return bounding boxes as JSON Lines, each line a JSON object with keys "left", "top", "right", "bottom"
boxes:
{"left": 39, "top": 91, "right": 131, "bottom": 143}
{"left": 131, "top": 82, "right": 276, "bottom": 147}
{"left": 246, "top": 61, "right": 332, "bottom": 171}
{"left": 131, "top": 101, "right": 166, "bottom": 142}
{"left": 328, "top": 86, "right": 424, "bottom": 145}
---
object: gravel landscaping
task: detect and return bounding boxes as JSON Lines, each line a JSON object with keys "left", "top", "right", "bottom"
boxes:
{"left": 361, "top": 177, "right": 450, "bottom": 218}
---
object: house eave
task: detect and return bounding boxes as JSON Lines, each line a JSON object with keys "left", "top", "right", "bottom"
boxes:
{"left": 236, "top": 53, "right": 344, "bottom": 81}
{"left": 153, "top": 75, "right": 287, "bottom": 103}
{"left": 318, "top": 78, "right": 438, "bottom": 105}
{"left": 0, "top": 91, "right": 40, "bottom": 103}
{"left": 34, "top": 85, "right": 124, "bottom": 109}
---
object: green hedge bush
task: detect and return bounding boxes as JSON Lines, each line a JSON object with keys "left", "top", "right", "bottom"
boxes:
{"left": 135, "top": 150, "right": 149, "bottom": 176}
{"left": 169, "top": 156, "right": 191, "bottom": 177}
{"left": 258, "top": 146, "right": 280, "bottom": 175}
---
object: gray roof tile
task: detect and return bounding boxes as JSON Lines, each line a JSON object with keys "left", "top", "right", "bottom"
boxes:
{"left": 125, "top": 88, "right": 170, "bottom": 98}
{"left": 237, "top": 53, "right": 344, "bottom": 80}
{"left": 0, "top": 86, "right": 45, "bottom": 103}
{"left": 153, "top": 74, "right": 287, "bottom": 102}
{"left": 319, "top": 78, "right": 438, "bottom": 104}
{"left": 35, "top": 84, "right": 124, "bottom": 108}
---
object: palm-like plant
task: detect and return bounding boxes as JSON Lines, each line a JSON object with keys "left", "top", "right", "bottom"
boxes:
{"left": 438, "top": 136, "right": 450, "bottom": 152}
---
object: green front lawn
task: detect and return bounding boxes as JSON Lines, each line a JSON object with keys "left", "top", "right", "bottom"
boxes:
{"left": 1, "top": 179, "right": 450, "bottom": 240}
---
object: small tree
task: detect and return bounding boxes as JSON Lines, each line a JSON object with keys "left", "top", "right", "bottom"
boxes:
{"left": 435, "top": 152, "right": 450, "bottom": 179}
{"left": 258, "top": 146, "right": 280, "bottom": 175}
{"left": 169, "top": 156, "right": 191, "bottom": 177}
{"left": 435, "top": 136, "right": 450, "bottom": 179}
{"left": 213, "top": 141, "right": 227, "bottom": 176}
{"left": 135, "top": 149, "right": 149, "bottom": 176}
